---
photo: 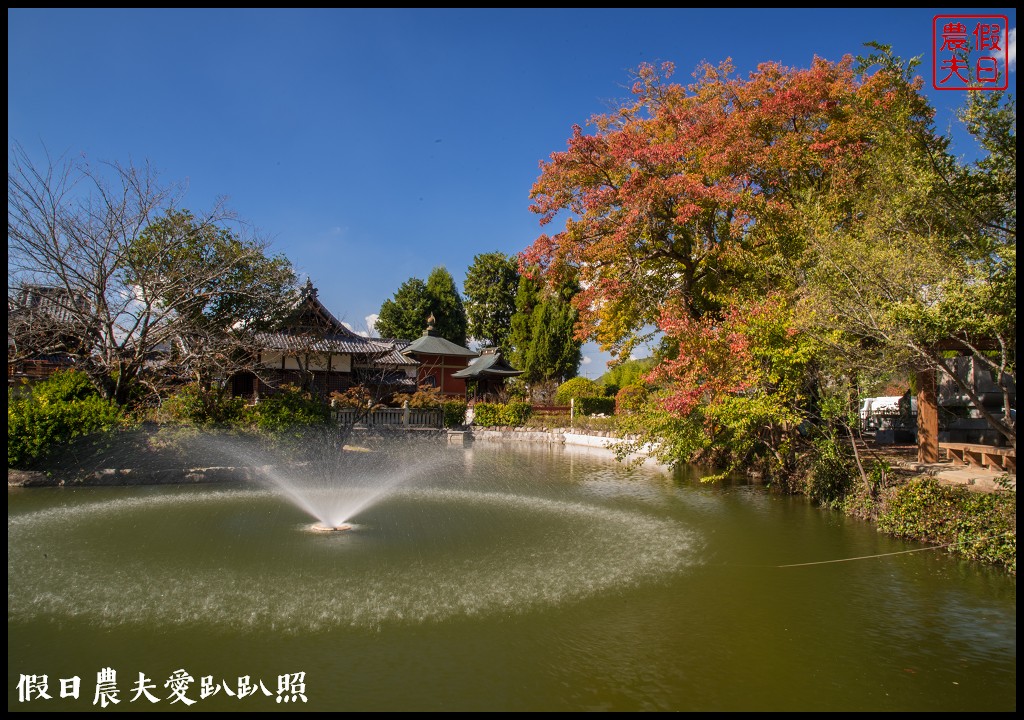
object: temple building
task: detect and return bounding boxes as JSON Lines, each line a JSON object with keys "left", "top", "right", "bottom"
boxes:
{"left": 452, "top": 348, "right": 524, "bottom": 401}
{"left": 401, "top": 315, "right": 478, "bottom": 397}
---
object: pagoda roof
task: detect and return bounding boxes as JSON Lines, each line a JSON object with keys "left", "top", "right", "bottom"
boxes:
{"left": 404, "top": 330, "right": 478, "bottom": 358}
{"left": 451, "top": 349, "right": 523, "bottom": 379}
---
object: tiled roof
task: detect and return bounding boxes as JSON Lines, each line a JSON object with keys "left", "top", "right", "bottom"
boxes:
{"left": 452, "top": 350, "right": 523, "bottom": 379}
{"left": 363, "top": 339, "right": 419, "bottom": 366}
{"left": 404, "top": 331, "right": 478, "bottom": 358}
{"left": 254, "top": 331, "right": 381, "bottom": 355}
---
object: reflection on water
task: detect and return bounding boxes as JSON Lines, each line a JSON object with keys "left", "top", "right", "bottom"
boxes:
{"left": 7, "top": 441, "right": 1016, "bottom": 711}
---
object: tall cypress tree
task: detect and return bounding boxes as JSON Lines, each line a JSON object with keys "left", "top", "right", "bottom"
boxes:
{"left": 508, "top": 273, "right": 581, "bottom": 384}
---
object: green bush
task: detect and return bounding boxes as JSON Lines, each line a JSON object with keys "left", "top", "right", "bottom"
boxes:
{"left": 615, "top": 383, "right": 648, "bottom": 415}
{"left": 243, "top": 385, "right": 331, "bottom": 432}
{"left": 554, "top": 377, "right": 600, "bottom": 405}
{"left": 32, "top": 368, "right": 99, "bottom": 403}
{"left": 162, "top": 383, "right": 246, "bottom": 427}
{"left": 8, "top": 372, "right": 126, "bottom": 468}
{"left": 806, "top": 438, "right": 855, "bottom": 509}
{"left": 877, "top": 478, "right": 1016, "bottom": 572}
{"left": 575, "top": 396, "right": 616, "bottom": 416}
{"left": 442, "top": 399, "right": 467, "bottom": 428}
{"left": 473, "top": 401, "right": 533, "bottom": 427}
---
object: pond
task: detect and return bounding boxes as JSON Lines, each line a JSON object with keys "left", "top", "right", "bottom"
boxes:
{"left": 7, "top": 439, "right": 1016, "bottom": 711}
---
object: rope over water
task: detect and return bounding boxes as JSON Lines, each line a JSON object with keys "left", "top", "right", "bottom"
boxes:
{"left": 777, "top": 531, "right": 1015, "bottom": 568}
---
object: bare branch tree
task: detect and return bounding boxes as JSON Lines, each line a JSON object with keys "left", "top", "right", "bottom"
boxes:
{"left": 8, "top": 144, "right": 296, "bottom": 405}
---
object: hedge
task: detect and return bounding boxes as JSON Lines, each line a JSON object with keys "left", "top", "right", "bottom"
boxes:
{"left": 574, "top": 396, "right": 616, "bottom": 416}
{"left": 473, "top": 401, "right": 533, "bottom": 427}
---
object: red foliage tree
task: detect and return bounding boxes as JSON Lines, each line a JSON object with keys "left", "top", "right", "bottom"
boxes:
{"left": 521, "top": 56, "right": 901, "bottom": 360}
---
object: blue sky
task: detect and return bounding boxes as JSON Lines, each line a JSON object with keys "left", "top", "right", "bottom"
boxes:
{"left": 8, "top": 8, "right": 1016, "bottom": 377}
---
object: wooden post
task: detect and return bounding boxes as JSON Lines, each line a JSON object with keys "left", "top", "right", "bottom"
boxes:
{"left": 916, "top": 368, "right": 939, "bottom": 463}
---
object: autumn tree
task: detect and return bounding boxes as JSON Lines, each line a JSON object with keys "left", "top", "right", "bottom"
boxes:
{"left": 463, "top": 251, "right": 519, "bottom": 350}
{"left": 521, "top": 53, "right": 938, "bottom": 472}
{"left": 7, "top": 146, "right": 297, "bottom": 405}
{"left": 523, "top": 57, "right": 873, "bottom": 362}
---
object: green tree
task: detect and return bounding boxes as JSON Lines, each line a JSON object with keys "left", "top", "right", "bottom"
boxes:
{"left": 376, "top": 267, "right": 469, "bottom": 346}
{"left": 463, "top": 252, "right": 519, "bottom": 350}
{"left": 554, "top": 377, "right": 600, "bottom": 405}
{"left": 8, "top": 370, "right": 127, "bottom": 468}
{"left": 125, "top": 209, "right": 297, "bottom": 395}
{"left": 508, "top": 273, "right": 582, "bottom": 386}
{"left": 375, "top": 277, "right": 432, "bottom": 341}
{"left": 795, "top": 48, "right": 1016, "bottom": 448}
{"left": 425, "top": 266, "right": 468, "bottom": 346}
{"left": 597, "top": 357, "right": 657, "bottom": 391}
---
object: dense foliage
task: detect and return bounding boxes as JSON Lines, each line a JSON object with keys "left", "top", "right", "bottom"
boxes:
{"left": 242, "top": 385, "right": 332, "bottom": 432}
{"left": 376, "top": 267, "right": 468, "bottom": 346}
{"left": 472, "top": 402, "right": 533, "bottom": 427}
{"left": 160, "top": 383, "right": 247, "bottom": 427}
{"left": 523, "top": 46, "right": 1016, "bottom": 472}
{"left": 553, "top": 377, "right": 601, "bottom": 405}
{"left": 8, "top": 371, "right": 127, "bottom": 468}
{"left": 463, "top": 252, "right": 520, "bottom": 350}
{"left": 574, "top": 396, "right": 616, "bottom": 416}
{"left": 875, "top": 478, "right": 1016, "bottom": 572}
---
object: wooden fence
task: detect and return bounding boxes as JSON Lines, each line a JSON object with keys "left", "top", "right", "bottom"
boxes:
{"left": 530, "top": 404, "right": 572, "bottom": 419}
{"left": 333, "top": 406, "right": 443, "bottom": 429}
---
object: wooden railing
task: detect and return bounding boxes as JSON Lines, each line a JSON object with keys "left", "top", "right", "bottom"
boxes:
{"left": 333, "top": 406, "right": 443, "bottom": 429}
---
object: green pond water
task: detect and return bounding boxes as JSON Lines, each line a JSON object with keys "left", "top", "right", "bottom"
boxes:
{"left": 7, "top": 440, "right": 1016, "bottom": 711}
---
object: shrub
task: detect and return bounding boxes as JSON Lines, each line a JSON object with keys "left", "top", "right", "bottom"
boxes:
{"left": 877, "top": 478, "right": 1016, "bottom": 571}
{"left": 442, "top": 399, "right": 468, "bottom": 428}
{"left": 406, "top": 387, "right": 444, "bottom": 409}
{"left": 244, "top": 385, "right": 331, "bottom": 432}
{"left": 330, "top": 385, "right": 373, "bottom": 409}
{"left": 554, "top": 377, "right": 600, "bottom": 405}
{"left": 32, "top": 369, "right": 99, "bottom": 403}
{"left": 575, "top": 396, "right": 616, "bottom": 416}
{"left": 161, "top": 384, "right": 246, "bottom": 427}
{"left": 8, "top": 372, "right": 127, "bottom": 468}
{"left": 472, "top": 401, "right": 533, "bottom": 427}
{"left": 615, "top": 383, "right": 648, "bottom": 415}
{"left": 805, "top": 438, "right": 855, "bottom": 509}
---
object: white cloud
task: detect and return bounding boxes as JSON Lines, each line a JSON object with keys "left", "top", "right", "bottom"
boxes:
{"left": 580, "top": 355, "right": 593, "bottom": 365}
{"left": 1009, "top": 28, "right": 1016, "bottom": 72}
{"left": 365, "top": 314, "right": 379, "bottom": 337}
